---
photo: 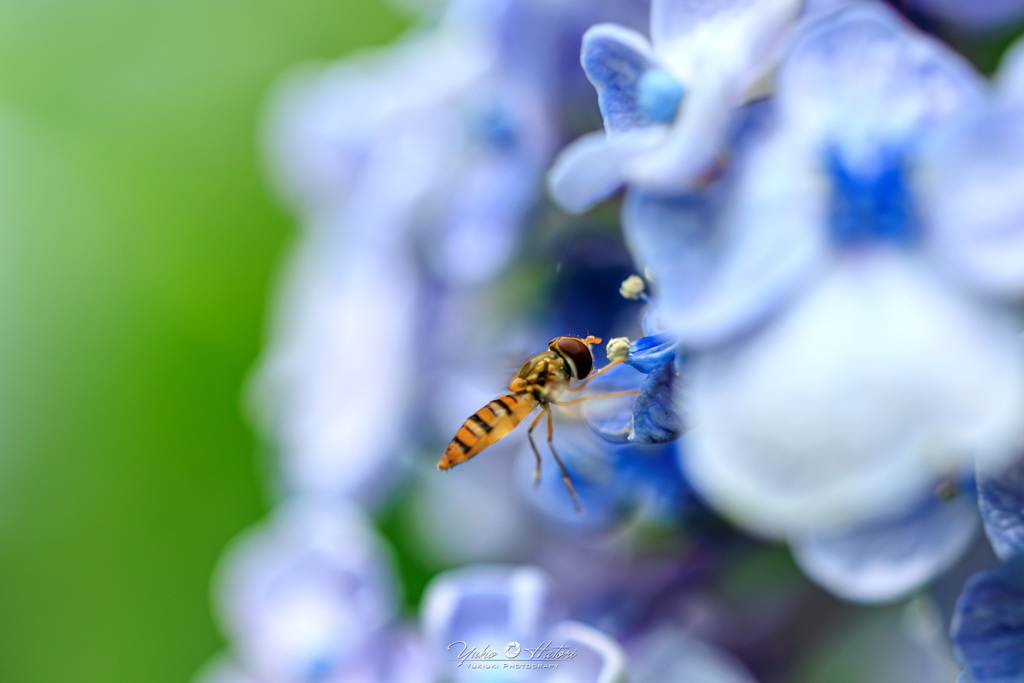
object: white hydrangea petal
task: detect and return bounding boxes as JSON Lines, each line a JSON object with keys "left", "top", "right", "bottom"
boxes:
{"left": 791, "top": 490, "right": 979, "bottom": 603}
{"left": 652, "top": 129, "right": 829, "bottom": 349}
{"left": 684, "top": 254, "right": 1024, "bottom": 538}
{"left": 547, "top": 128, "right": 666, "bottom": 213}
{"left": 917, "top": 101, "right": 1024, "bottom": 297}
{"left": 651, "top": 0, "right": 803, "bottom": 88}
{"left": 777, "top": 2, "right": 984, "bottom": 164}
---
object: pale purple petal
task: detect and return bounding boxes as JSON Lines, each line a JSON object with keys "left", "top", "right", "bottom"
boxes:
{"left": 580, "top": 23, "right": 661, "bottom": 135}
{"left": 917, "top": 99, "right": 1024, "bottom": 298}
{"left": 420, "top": 565, "right": 564, "bottom": 660}
{"left": 791, "top": 488, "right": 979, "bottom": 603}
{"left": 262, "top": 31, "right": 490, "bottom": 221}
{"left": 545, "top": 621, "right": 628, "bottom": 683}
{"left": 248, "top": 235, "right": 420, "bottom": 501}
{"left": 547, "top": 129, "right": 666, "bottom": 213}
{"left": 214, "top": 502, "right": 399, "bottom": 683}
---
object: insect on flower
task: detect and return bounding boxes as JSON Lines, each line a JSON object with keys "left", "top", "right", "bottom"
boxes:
{"left": 438, "top": 335, "right": 635, "bottom": 513}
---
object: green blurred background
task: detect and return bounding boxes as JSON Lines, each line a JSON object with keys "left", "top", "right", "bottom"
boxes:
{"left": 0, "top": 2, "right": 405, "bottom": 681}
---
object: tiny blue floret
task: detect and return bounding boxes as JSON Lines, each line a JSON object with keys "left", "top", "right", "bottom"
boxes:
{"left": 636, "top": 68, "right": 686, "bottom": 124}
{"left": 625, "top": 333, "right": 679, "bottom": 374}
{"left": 826, "top": 147, "right": 918, "bottom": 249}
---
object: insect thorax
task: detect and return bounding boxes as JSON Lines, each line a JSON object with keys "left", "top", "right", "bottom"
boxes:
{"left": 512, "top": 352, "right": 571, "bottom": 403}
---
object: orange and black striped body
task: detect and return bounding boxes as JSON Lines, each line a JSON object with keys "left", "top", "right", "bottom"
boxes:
{"left": 437, "top": 335, "right": 609, "bottom": 513}
{"left": 438, "top": 392, "right": 539, "bottom": 470}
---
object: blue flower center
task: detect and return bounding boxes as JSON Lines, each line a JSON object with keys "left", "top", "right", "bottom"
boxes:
{"left": 475, "top": 107, "right": 518, "bottom": 150}
{"left": 636, "top": 69, "right": 685, "bottom": 124}
{"left": 826, "top": 147, "right": 918, "bottom": 248}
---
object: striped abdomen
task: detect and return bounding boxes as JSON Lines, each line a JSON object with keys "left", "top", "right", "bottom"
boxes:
{"left": 438, "top": 392, "right": 538, "bottom": 470}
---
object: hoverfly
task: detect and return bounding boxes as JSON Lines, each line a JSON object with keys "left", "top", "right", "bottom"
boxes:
{"left": 437, "top": 335, "right": 634, "bottom": 513}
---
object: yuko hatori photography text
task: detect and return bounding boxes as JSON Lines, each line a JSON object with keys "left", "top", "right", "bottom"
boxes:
{"left": 448, "top": 639, "right": 579, "bottom": 670}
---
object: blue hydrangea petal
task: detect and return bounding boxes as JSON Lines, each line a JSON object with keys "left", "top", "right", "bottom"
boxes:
{"left": 623, "top": 188, "right": 719, "bottom": 316}
{"left": 514, "top": 424, "right": 636, "bottom": 527}
{"left": 628, "top": 129, "right": 829, "bottom": 349}
{"left": 547, "top": 128, "right": 667, "bottom": 213}
{"left": 917, "top": 100, "right": 1024, "bottom": 297}
{"left": 581, "top": 23, "right": 661, "bottom": 135}
{"left": 790, "top": 487, "right": 980, "bottom": 603}
{"left": 614, "top": 441, "right": 694, "bottom": 522}
{"left": 978, "top": 457, "right": 1024, "bottom": 562}
{"left": 515, "top": 423, "right": 690, "bottom": 526}
{"left": 624, "top": 333, "right": 678, "bottom": 374}
{"left": 631, "top": 359, "right": 685, "bottom": 445}
{"left": 952, "top": 557, "right": 1024, "bottom": 683}
{"left": 580, "top": 362, "right": 648, "bottom": 444}
{"left": 777, "top": 3, "right": 985, "bottom": 161}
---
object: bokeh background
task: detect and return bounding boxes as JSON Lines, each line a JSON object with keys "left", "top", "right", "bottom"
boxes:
{"left": 0, "top": 2, "right": 407, "bottom": 681}
{"left": 2, "top": 3, "right": 1024, "bottom": 683}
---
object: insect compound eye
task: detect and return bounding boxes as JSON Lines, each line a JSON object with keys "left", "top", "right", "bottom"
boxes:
{"left": 551, "top": 337, "right": 594, "bottom": 380}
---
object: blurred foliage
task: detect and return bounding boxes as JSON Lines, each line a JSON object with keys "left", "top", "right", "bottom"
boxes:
{"left": 0, "top": 2, "right": 406, "bottom": 681}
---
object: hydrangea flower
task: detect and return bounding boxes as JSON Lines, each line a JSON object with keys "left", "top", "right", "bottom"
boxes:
{"left": 650, "top": 3, "right": 1024, "bottom": 538}
{"left": 211, "top": 501, "right": 412, "bottom": 682}
{"left": 420, "top": 564, "right": 628, "bottom": 681}
{"left": 548, "top": 0, "right": 805, "bottom": 210}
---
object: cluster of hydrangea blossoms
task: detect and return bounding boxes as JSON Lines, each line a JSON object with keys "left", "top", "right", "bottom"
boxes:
{"left": 198, "top": 0, "right": 1024, "bottom": 681}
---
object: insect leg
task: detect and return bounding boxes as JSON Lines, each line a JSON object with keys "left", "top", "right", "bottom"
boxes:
{"left": 526, "top": 410, "right": 545, "bottom": 485}
{"left": 551, "top": 389, "right": 639, "bottom": 407}
{"left": 565, "top": 356, "right": 627, "bottom": 392}
{"left": 543, "top": 405, "right": 583, "bottom": 514}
